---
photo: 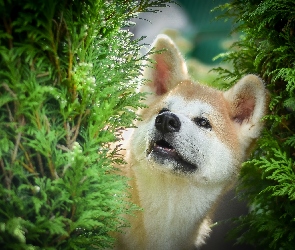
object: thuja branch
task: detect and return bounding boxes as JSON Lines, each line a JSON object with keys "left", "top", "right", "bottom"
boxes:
{"left": 11, "top": 129, "right": 22, "bottom": 163}
{"left": 70, "top": 113, "right": 83, "bottom": 146}
{"left": 0, "top": 158, "right": 11, "bottom": 189}
{"left": 19, "top": 143, "right": 36, "bottom": 174}
{"left": 2, "top": 17, "right": 13, "bottom": 49}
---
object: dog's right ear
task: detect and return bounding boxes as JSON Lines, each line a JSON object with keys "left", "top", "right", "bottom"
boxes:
{"left": 141, "top": 34, "right": 188, "bottom": 103}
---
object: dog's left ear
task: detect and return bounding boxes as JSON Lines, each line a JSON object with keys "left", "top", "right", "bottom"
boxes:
{"left": 142, "top": 34, "right": 188, "bottom": 103}
{"left": 224, "top": 74, "right": 268, "bottom": 140}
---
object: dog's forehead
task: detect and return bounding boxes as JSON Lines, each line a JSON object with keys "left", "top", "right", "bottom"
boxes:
{"left": 166, "top": 80, "right": 227, "bottom": 116}
{"left": 165, "top": 95, "right": 214, "bottom": 116}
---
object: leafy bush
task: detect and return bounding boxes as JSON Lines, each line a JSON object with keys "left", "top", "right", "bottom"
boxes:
{"left": 0, "top": 0, "right": 173, "bottom": 249}
{"left": 214, "top": 0, "right": 295, "bottom": 249}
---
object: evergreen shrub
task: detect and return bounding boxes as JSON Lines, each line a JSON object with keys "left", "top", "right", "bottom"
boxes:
{"left": 0, "top": 0, "right": 173, "bottom": 249}
{"left": 214, "top": 0, "right": 295, "bottom": 249}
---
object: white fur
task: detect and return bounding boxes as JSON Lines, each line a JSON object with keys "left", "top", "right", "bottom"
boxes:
{"left": 132, "top": 96, "right": 236, "bottom": 185}
{"left": 133, "top": 165, "right": 223, "bottom": 250}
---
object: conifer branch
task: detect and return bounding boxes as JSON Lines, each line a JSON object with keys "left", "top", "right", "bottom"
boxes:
{"left": 48, "top": 157, "right": 58, "bottom": 179}
{"left": 11, "top": 116, "right": 25, "bottom": 164}
{"left": 54, "top": 11, "right": 63, "bottom": 53}
{"left": 0, "top": 158, "right": 10, "bottom": 189}
{"left": 2, "top": 83, "right": 16, "bottom": 99}
{"left": 34, "top": 111, "right": 42, "bottom": 130}
{"left": 65, "top": 122, "right": 70, "bottom": 147}
{"left": 71, "top": 113, "right": 83, "bottom": 145}
{"left": 0, "top": 0, "right": 172, "bottom": 248}
{"left": 214, "top": 1, "right": 295, "bottom": 248}
{"left": 3, "top": 84, "right": 17, "bottom": 122}
{"left": 36, "top": 72, "right": 50, "bottom": 78}
{"left": 20, "top": 162, "right": 35, "bottom": 174}
{"left": 5, "top": 103, "right": 13, "bottom": 123}
{"left": 19, "top": 143, "right": 35, "bottom": 174}
{"left": 2, "top": 17, "right": 13, "bottom": 49}
{"left": 36, "top": 153, "right": 45, "bottom": 177}
{"left": 50, "top": 13, "right": 64, "bottom": 84}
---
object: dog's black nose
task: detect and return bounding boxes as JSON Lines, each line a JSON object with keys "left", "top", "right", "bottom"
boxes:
{"left": 155, "top": 112, "right": 181, "bottom": 133}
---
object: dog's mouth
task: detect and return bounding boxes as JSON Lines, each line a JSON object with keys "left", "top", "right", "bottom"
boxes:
{"left": 152, "top": 139, "right": 179, "bottom": 158}
{"left": 147, "top": 139, "right": 197, "bottom": 173}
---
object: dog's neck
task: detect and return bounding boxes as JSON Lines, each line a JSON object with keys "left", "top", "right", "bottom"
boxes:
{"left": 128, "top": 163, "right": 224, "bottom": 250}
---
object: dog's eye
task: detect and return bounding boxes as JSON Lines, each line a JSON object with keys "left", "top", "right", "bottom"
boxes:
{"left": 193, "top": 117, "right": 212, "bottom": 130}
{"left": 158, "top": 108, "right": 170, "bottom": 114}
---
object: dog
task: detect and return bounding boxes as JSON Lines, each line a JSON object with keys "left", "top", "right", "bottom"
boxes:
{"left": 114, "top": 34, "right": 268, "bottom": 250}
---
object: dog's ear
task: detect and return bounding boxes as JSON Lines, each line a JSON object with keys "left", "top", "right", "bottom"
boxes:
{"left": 142, "top": 34, "right": 188, "bottom": 102}
{"left": 224, "top": 74, "right": 268, "bottom": 140}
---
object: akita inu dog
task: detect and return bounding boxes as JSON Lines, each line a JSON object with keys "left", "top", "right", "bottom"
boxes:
{"left": 115, "top": 35, "right": 268, "bottom": 250}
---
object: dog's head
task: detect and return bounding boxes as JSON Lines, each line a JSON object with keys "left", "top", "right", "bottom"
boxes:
{"left": 130, "top": 35, "right": 268, "bottom": 184}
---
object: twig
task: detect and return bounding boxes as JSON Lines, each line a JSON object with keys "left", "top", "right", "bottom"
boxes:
{"left": 65, "top": 122, "right": 71, "bottom": 148}
{"left": 56, "top": 144, "right": 70, "bottom": 152}
{"left": 2, "top": 83, "right": 17, "bottom": 99}
{"left": 11, "top": 116, "right": 25, "bottom": 163}
{"left": 19, "top": 143, "right": 36, "bottom": 173}
{"left": 36, "top": 153, "right": 45, "bottom": 176}
{"left": 3, "top": 83, "right": 18, "bottom": 124}
{"left": 5, "top": 103, "right": 14, "bottom": 122}
{"left": 36, "top": 72, "right": 50, "bottom": 78}
{"left": 0, "top": 158, "right": 11, "bottom": 189}
{"left": 20, "top": 162, "right": 36, "bottom": 174}
{"left": 48, "top": 158, "right": 58, "bottom": 179}
{"left": 69, "top": 113, "right": 83, "bottom": 147}
{"left": 2, "top": 17, "right": 13, "bottom": 49}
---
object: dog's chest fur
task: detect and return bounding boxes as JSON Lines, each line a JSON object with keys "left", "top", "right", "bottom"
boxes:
{"left": 133, "top": 166, "right": 223, "bottom": 250}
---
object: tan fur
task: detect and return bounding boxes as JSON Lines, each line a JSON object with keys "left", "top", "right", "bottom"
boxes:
{"left": 114, "top": 35, "right": 268, "bottom": 250}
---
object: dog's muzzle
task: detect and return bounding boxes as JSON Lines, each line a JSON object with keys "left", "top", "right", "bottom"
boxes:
{"left": 147, "top": 111, "right": 197, "bottom": 173}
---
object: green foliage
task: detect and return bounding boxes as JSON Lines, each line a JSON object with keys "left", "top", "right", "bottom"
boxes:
{"left": 0, "top": 0, "right": 174, "bottom": 249}
{"left": 214, "top": 0, "right": 295, "bottom": 249}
